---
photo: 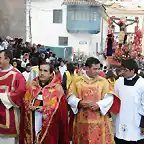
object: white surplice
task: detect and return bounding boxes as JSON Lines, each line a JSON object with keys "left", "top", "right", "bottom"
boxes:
{"left": 114, "top": 76, "right": 144, "bottom": 141}
{"left": 34, "top": 94, "right": 43, "bottom": 135}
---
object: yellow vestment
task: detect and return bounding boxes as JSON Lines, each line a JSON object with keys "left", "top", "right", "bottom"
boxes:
{"left": 71, "top": 75, "right": 115, "bottom": 144}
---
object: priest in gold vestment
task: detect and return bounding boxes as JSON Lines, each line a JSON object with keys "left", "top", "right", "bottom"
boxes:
{"left": 68, "top": 57, "right": 120, "bottom": 144}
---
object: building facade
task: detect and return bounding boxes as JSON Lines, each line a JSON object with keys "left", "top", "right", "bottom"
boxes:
{"left": 0, "top": 0, "right": 26, "bottom": 39}
{"left": 28, "top": 0, "right": 108, "bottom": 55}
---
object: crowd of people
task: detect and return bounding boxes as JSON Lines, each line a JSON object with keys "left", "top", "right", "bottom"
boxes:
{"left": 0, "top": 36, "right": 144, "bottom": 144}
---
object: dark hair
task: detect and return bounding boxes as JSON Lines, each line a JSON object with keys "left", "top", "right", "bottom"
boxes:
{"left": 106, "top": 70, "right": 116, "bottom": 81}
{"left": 121, "top": 59, "right": 138, "bottom": 73}
{"left": 52, "top": 53, "right": 56, "bottom": 57}
{"left": 30, "top": 57, "right": 39, "bottom": 66}
{"left": 0, "top": 49, "right": 13, "bottom": 61}
{"left": 0, "top": 37, "right": 3, "bottom": 43}
{"left": 67, "top": 63, "right": 75, "bottom": 74}
{"left": 103, "top": 70, "right": 107, "bottom": 73}
{"left": 37, "top": 44, "right": 41, "bottom": 47}
{"left": 85, "top": 57, "right": 100, "bottom": 68}
{"left": 100, "top": 63, "right": 103, "bottom": 68}
{"left": 60, "top": 59, "right": 65, "bottom": 63}
{"left": 139, "top": 71, "right": 144, "bottom": 78}
{"left": 54, "top": 63, "right": 59, "bottom": 71}
{"left": 74, "top": 63, "right": 79, "bottom": 67}
{"left": 39, "top": 61, "right": 54, "bottom": 74}
{"left": 26, "top": 63, "right": 31, "bottom": 67}
{"left": 104, "top": 66, "right": 107, "bottom": 69}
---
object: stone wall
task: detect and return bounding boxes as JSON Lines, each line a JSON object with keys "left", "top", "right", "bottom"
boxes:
{"left": 0, "top": 0, "right": 26, "bottom": 40}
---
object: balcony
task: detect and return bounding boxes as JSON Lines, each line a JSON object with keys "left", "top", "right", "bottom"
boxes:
{"left": 66, "top": 6, "right": 103, "bottom": 34}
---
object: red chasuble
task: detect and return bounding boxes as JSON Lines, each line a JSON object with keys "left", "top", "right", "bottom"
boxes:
{"left": 23, "top": 77, "right": 69, "bottom": 144}
{"left": 0, "top": 67, "right": 26, "bottom": 138}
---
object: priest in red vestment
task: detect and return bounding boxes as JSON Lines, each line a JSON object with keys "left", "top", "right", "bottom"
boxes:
{"left": 23, "top": 61, "right": 69, "bottom": 144}
{"left": 0, "top": 48, "right": 26, "bottom": 144}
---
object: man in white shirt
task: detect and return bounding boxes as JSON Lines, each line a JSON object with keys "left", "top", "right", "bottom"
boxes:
{"left": 22, "top": 63, "right": 31, "bottom": 81}
{"left": 59, "top": 60, "right": 67, "bottom": 78}
{"left": 114, "top": 59, "right": 144, "bottom": 144}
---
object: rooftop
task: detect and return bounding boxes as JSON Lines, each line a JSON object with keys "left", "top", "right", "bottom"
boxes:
{"left": 62, "top": 0, "right": 102, "bottom": 6}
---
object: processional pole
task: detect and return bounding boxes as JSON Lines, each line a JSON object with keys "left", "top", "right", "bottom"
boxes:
{"left": 27, "top": 0, "right": 32, "bottom": 43}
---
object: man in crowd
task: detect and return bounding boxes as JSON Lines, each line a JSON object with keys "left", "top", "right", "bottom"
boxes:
{"left": 0, "top": 48, "right": 26, "bottom": 143}
{"left": 68, "top": 57, "right": 120, "bottom": 144}
{"left": 59, "top": 60, "right": 67, "bottom": 78}
{"left": 62, "top": 62, "right": 76, "bottom": 95}
{"left": 22, "top": 63, "right": 31, "bottom": 81}
{"left": 114, "top": 59, "right": 144, "bottom": 144}
{"left": 23, "top": 61, "right": 69, "bottom": 144}
{"left": 28, "top": 57, "right": 39, "bottom": 84}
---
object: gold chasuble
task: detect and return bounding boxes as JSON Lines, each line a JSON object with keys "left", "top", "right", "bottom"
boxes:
{"left": 71, "top": 75, "right": 115, "bottom": 144}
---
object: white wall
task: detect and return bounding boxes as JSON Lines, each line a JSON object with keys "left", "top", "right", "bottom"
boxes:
{"left": 28, "top": 0, "right": 108, "bottom": 55}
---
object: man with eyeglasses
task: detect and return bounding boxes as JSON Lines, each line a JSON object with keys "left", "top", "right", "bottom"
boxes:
{"left": 114, "top": 59, "right": 144, "bottom": 144}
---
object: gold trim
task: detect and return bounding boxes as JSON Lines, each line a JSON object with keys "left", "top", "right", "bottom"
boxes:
{"left": 0, "top": 109, "right": 10, "bottom": 129}
{"left": 7, "top": 92, "right": 18, "bottom": 108}
{"left": 40, "top": 92, "right": 63, "bottom": 143}
{"left": 81, "top": 75, "right": 104, "bottom": 84}
{"left": 0, "top": 85, "right": 9, "bottom": 91}
{"left": 0, "top": 86, "right": 10, "bottom": 129}
{"left": 0, "top": 133, "right": 18, "bottom": 137}
{"left": 0, "top": 71, "right": 16, "bottom": 80}
{"left": 101, "top": 116, "right": 105, "bottom": 144}
{"left": 30, "top": 112, "right": 33, "bottom": 143}
{"left": 78, "top": 120, "right": 104, "bottom": 124}
{"left": 7, "top": 72, "right": 19, "bottom": 108}
{"left": 14, "top": 108, "right": 19, "bottom": 134}
{"left": 107, "top": 118, "right": 115, "bottom": 144}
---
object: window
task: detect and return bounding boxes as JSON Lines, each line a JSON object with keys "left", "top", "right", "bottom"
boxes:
{"left": 53, "top": 9, "right": 62, "bottom": 23}
{"left": 69, "top": 7, "right": 98, "bottom": 21}
{"left": 59, "top": 37, "right": 68, "bottom": 46}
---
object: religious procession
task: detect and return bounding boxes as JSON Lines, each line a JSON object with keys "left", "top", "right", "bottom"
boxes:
{"left": 1, "top": 0, "right": 144, "bottom": 144}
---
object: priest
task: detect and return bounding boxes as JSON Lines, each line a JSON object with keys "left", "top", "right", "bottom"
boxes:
{"left": 114, "top": 59, "right": 144, "bottom": 144}
{"left": 68, "top": 57, "right": 120, "bottom": 144}
{"left": 0, "top": 48, "right": 26, "bottom": 144}
{"left": 23, "top": 61, "right": 69, "bottom": 144}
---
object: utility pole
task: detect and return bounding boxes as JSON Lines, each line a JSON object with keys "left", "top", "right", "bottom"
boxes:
{"left": 27, "top": 0, "right": 32, "bottom": 43}
{"left": 100, "top": 17, "right": 104, "bottom": 53}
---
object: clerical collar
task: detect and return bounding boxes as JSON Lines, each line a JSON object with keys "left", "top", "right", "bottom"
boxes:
{"left": 124, "top": 74, "right": 139, "bottom": 86}
{"left": 39, "top": 80, "right": 50, "bottom": 87}
{"left": 126, "top": 74, "right": 136, "bottom": 80}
